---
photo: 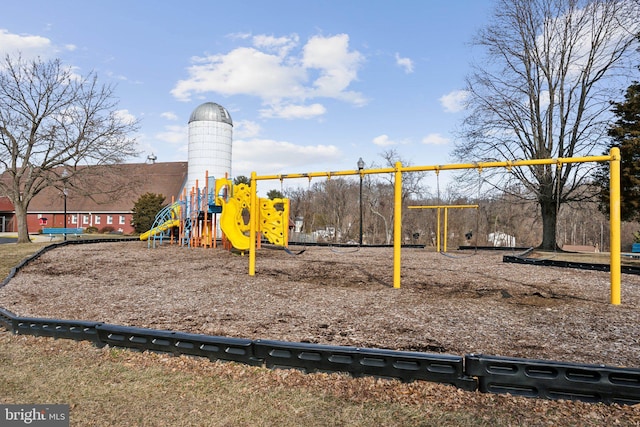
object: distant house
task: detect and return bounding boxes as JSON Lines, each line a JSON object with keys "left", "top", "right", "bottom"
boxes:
{"left": 487, "top": 231, "right": 516, "bottom": 247}
{"left": 0, "top": 161, "right": 188, "bottom": 234}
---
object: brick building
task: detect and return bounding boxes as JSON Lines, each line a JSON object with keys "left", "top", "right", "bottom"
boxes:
{"left": 0, "top": 161, "right": 188, "bottom": 235}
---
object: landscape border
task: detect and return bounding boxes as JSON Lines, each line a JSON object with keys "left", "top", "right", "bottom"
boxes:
{"left": 2, "top": 239, "right": 639, "bottom": 405}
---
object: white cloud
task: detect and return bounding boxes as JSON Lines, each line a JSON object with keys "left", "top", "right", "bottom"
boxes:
{"left": 155, "top": 124, "right": 188, "bottom": 145}
{"left": 0, "top": 29, "right": 53, "bottom": 59}
{"left": 302, "top": 34, "right": 367, "bottom": 105}
{"left": 161, "top": 111, "right": 179, "bottom": 121}
{"left": 105, "top": 70, "right": 131, "bottom": 81}
{"left": 65, "top": 65, "right": 84, "bottom": 83}
{"left": 422, "top": 133, "right": 450, "bottom": 145}
{"left": 227, "top": 32, "right": 252, "bottom": 41}
{"left": 233, "top": 138, "right": 341, "bottom": 175}
{"left": 234, "top": 120, "right": 261, "bottom": 138}
{"left": 395, "top": 53, "right": 414, "bottom": 74}
{"left": 0, "top": 29, "right": 77, "bottom": 61}
{"left": 252, "top": 34, "right": 299, "bottom": 57}
{"left": 259, "top": 103, "right": 326, "bottom": 119}
{"left": 114, "top": 109, "right": 137, "bottom": 125}
{"left": 171, "top": 33, "right": 367, "bottom": 113}
{"left": 372, "top": 134, "right": 397, "bottom": 147}
{"left": 172, "top": 46, "right": 307, "bottom": 102}
{"left": 439, "top": 90, "right": 468, "bottom": 113}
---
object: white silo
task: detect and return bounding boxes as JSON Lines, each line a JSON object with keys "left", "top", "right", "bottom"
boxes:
{"left": 186, "top": 102, "right": 233, "bottom": 193}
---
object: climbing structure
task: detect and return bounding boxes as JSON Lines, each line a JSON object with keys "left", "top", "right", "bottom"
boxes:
{"left": 217, "top": 181, "right": 251, "bottom": 250}
{"left": 258, "top": 197, "right": 289, "bottom": 247}
{"left": 140, "top": 173, "right": 289, "bottom": 252}
{"left": 141, "top": 202, "right": 182, "bottom": 247}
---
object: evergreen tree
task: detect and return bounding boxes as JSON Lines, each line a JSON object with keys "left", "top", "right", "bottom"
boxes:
{"left": 234, "top": 176, "right": 251, "bottom": 186}
{"left": 595, "top": 75, "right": 640, "bottom": 221}
{"left": 131, "top": 193, "right": 167, "bottom": 233}
{"left": 266, "top": 189, "right": 284, "bottom": 200}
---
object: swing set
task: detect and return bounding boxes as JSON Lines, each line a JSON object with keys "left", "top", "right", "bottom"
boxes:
{"left": 408, "top": 204, "right": 479, "bottom": 253}
{"left": 245, "top": 148, "right": 622, "bottom": 304}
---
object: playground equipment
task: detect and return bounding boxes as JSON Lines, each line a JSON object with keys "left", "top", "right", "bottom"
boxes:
{"left": 140, "top": 202, "right": 181, "bottom": 243}
{"left": 408, "top": 204, "right": 479, "bottom": 253}
{"left": 139, "top": 149, "right": 623, "bottom": 305}
{"left": 247, "top": 148, "right": 622, "bottom": 304}
{"left": 218, "top": 186, "right": 250, "bottom": 250}
{"left": 141, "top": 173, "right": 289, "bottom": 252}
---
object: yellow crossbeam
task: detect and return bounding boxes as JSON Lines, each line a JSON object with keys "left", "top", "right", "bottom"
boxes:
{"left": 247, "top": 150, "right": 622, "bottom": 304}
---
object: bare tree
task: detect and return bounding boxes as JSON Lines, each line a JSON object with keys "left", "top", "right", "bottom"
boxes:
{"left": 369, "top": 149, "right": 429, "bottom": 244}
{"left": 316, "top": 178, "right": 356, "bottom": 242}
{"left": 284, "top": 186, "right": 314, "bottom": 232}
{"left": 0, "top": 55, "right": 139, "bottom": 242}
{"left": 367, "top": 179, "right": 394, "bottom": 244}
{"left": 454, "top": 0, "right": 640, "bottom": 250}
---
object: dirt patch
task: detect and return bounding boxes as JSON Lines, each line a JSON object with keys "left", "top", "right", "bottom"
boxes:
{"left": 1, "top": 241, "right": 640, "bottom": 368}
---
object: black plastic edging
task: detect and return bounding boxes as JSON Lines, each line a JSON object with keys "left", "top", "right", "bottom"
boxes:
{"left": 95, "top": 323, "right": 260, "bottom": 365}
{"left": 254, "top": 339, "right": 476, "bottom": 390}
{"left": 0, "top": 307, "right": 16, "bottom": 330}
{"left": 503, "top": 255, "right": 640, "bottom": 275}
{"left": 458, "top": 246, "right": 532, "bottom": 252}
{"left": 4, "top": 313, "right": 640, "bottom": 404}
{"left": 13, "top": 317, "right": 102, "bottom": 344}
{"left": 466, "top": 354, "right": 640, "bottom": 405}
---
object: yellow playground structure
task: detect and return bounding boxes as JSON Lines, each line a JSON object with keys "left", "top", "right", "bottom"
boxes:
{"left": 139, "top": 148, "right": 624, "bottom": 305}
{"left": 140, "top": 173, "right": 289, "bottom": 251}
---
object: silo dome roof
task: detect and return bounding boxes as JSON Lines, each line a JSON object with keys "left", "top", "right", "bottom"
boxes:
{"left": 188, "top": 102, "right": 233, "bottom": 126}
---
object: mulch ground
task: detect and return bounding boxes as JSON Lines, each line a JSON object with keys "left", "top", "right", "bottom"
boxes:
{"left": 3, "top": 241, "right": 640, "bottom": 425}
{"left": 1, "top": 241, "right": 640, "bottom": 367}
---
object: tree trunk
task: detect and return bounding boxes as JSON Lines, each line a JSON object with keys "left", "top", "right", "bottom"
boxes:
{"left": 539, "top": 197, "right": 558, "bottom": 251}
{"left": 15, "top": 201, "right": 30, "bottom": 244}
{"left": 370, "top": 208, "right": 389, "bottom": 245}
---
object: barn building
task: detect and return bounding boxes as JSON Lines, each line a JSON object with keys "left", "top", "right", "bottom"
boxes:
{"left": 0, "top": 102, "right": 233, "bottom": 235}
{"left": 0, "top": 161, "right": 188, "bottom": 235}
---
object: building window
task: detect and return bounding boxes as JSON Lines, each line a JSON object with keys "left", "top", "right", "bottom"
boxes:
{"left": 83, "top": 215, "right": 89, "bottom": 225}
{"left": 119, "top": 215, "right": 126, "bottom": 225}
{"left": 95, "top": 216, "right": 101, "bottom": 224}
{"left": 107, "top": 215, "right": 113, "bottom": 225}
{"left": 71, "top": 215, "right": 77, "bottom": 224}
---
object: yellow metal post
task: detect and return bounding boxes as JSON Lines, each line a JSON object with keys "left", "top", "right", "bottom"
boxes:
{"left": 444, "top": 207, "right": 449, "bottom": 253}
{"left": 408, "top": 204, "right": 478, "bottom": 253}
{"left": 610, "top": 147, "right": 621, "bottom": 305}
{"left": 249, "top": 172, "right": 257, "bottom": 276}
{"left": 436, "top": 208, "right": 441, "bottom": 252}
{"left": 393, "top": 162, "right": 402, "bottom": 289}
{"left": 284, "top": 198, "right": 290, "bottom": 247}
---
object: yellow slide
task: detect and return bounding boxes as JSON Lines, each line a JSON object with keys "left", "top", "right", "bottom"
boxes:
{"left": 219, "top": 197, "right": 250, "bottom": 250}
{"left": 139, "top": 219, "right": 180, "bottom": 241}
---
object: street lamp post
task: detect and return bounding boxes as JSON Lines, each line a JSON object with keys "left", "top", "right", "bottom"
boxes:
{"left": 62, "top": 169, "right": 69, "bottom": 241}
{"left": 357, "top": 157, "right": 365, "bottom": 246}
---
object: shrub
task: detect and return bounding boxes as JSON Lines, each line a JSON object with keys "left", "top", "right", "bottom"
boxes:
{"left": 100, "top": 226, "right": 115, "bottom": 234}
{"left": 84, "top": 226, "right": 99, "bottom": 234}
{"left": 132, "top": 193, "right": 167, "bottom": 233}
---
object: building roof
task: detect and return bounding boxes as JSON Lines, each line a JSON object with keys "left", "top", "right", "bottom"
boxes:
{"left": 0, "top": 197, "right": 13, "bottom": 211}
{"left": 188, "top": 102, "right": 233, "bottom": 126}
{"left": 0, "top": 161, "right": 188, "bottom": 213}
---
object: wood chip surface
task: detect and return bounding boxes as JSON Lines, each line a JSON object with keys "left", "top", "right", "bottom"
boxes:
{"left": 2, "top": 241, "right": 639, "bottom": 368}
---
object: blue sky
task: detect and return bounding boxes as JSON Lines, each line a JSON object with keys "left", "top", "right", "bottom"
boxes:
{"left": 1, "top": 1, "right": 494, "bottom": 191}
